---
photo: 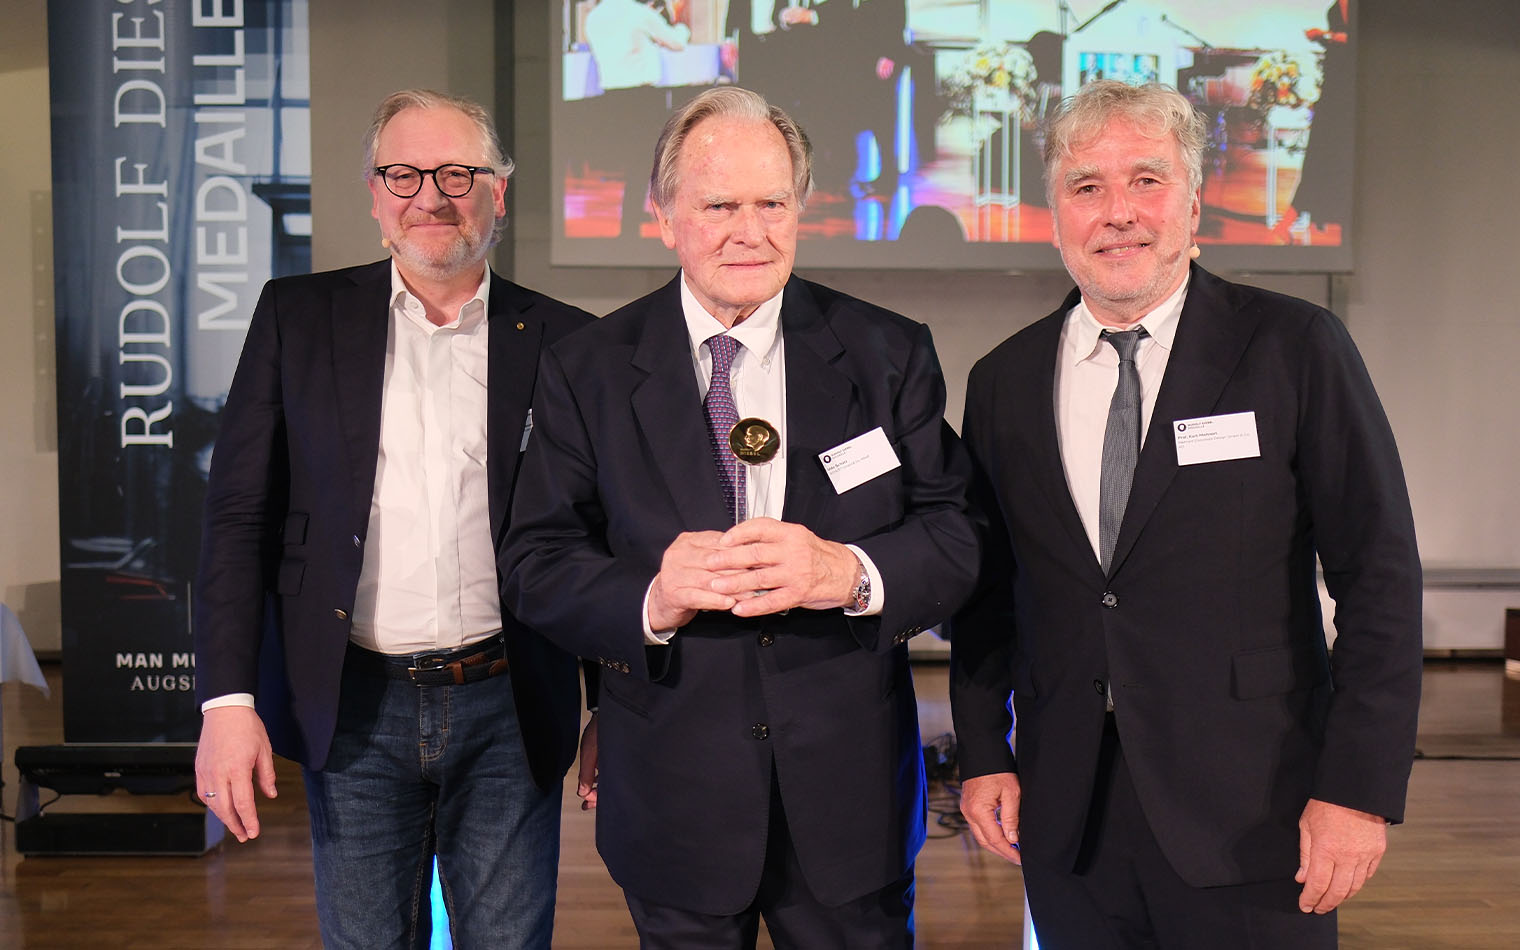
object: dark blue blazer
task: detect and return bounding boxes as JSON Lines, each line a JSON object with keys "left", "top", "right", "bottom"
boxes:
{"left": 503, "top": 274, "right": 979, "bottom": 913}
{"left": 194, "top": 259, "right": 593, "bottom": 792}
{"left": 951, "top": 264, "right": 1422, "bottom": 887}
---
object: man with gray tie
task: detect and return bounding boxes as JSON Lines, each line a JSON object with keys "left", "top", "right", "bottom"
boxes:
{"left": 503, "top": 86, "right": 978, "bottom": 947}
{"left": 951, "top": 81, "right": 1422, "bottom": 948}
{"left": 193, "top": 89, "right": 592, "bottom": 949}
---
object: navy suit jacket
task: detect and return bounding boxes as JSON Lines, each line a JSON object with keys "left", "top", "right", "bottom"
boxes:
{"left": 503, "top": 274, "right": 978, "bottom": 912}
{"left": 194, "top": 260, "right": 593, "bottom": 792}
{"left": 950, "top": 264, "right": 1422, "bottom": 887}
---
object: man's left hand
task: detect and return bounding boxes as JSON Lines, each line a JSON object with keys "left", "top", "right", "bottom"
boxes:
{"left": 708, "top": 518, "right": 859, "bottom": 617}
{"left": 1296, "top": 797, "right": 1387, "bottom": 913}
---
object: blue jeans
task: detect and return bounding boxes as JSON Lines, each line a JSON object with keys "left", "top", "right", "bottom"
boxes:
{"left": 304, "top": 658, "right": 562, "bottom": 950}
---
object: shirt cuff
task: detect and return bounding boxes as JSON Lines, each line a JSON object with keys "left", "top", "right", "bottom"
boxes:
{"left": 202, "top": 692, "right": 256, "bottom": 714}
{"left": 842, "top": 543, "right": 884, "bottom": 617}
{"left": 642, "top": 580, "right": 676, "bottom": 646}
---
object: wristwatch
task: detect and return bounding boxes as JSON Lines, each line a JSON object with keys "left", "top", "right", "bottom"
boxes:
{"left": 849, "top": 562, "right": 871, "bottom": 613}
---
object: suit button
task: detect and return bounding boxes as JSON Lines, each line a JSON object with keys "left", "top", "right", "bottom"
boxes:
{"left": 352, "top": 535, "right": 362, "bottom": 548}
{"left": 334, "top": 608, "right": 349, "bottom": 620}
{"left": 758, "top": 633, "right": 774, "bottom": 647}
{"left": 1093, "top": 679, "right": 1106, "bottom": 695}
{"left": 1101, "top": 591, "right": 1119, "bottom": 608}
{"left": 752, "top": 723, "right": 769, "bottom": 740}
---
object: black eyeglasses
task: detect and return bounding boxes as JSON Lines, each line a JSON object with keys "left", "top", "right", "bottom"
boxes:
{"left": 373, "top": 163, "right": 494, "bottom": 198}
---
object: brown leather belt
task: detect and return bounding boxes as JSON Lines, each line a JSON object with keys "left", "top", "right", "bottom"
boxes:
{"left": 348, "top": 635, "right": 508, "bottom": 687}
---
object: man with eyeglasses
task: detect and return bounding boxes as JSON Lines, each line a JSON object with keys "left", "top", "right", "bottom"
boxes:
{"left": 193, "top": 89, "right": 594, "bottom": 949}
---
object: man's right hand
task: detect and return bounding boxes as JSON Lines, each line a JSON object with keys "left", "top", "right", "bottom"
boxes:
{"left": 647, "top": 530, "right": 737, "bottom": 631}
{"left": 195, "top": 705, "right": 278, "bottom": 842}
{"left": 961, "top": 772, "right": 1023, "bottom": 864}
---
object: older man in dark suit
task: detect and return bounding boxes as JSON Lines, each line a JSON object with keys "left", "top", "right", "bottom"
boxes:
{"left": 951, "top": 80, "right": 1422, "bottom": 948}
{"left": 193, "top": 89, "right": 592, "bottom": 949}
{"left": 503, "top": 86, "right": 977, "bottom": 948}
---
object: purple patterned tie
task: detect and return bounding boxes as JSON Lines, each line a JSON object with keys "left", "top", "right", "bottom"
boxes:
{"left": 704, "top": 333, "right": 745, "bottom": 523}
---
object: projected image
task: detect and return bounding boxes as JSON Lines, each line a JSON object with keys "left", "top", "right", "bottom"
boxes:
{"left": 552, "top": 1, "right": 1355, "bottom": 270}
{"left": 1079, "top": 53, "right": 1160, "bottom": 85}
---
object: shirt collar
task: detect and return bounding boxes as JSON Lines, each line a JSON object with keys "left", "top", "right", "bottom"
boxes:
{"left": 678, "top": 270, "right": 784, "bottom": 361}
{"left": 1065, "top": 274, "right": 1188, "bottom": 365}
{"left": 389, "top": 261, "right": 491, "bottom": 332}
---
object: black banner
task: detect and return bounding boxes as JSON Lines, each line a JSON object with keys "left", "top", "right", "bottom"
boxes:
{"left": 48, "top": 0, "right": 310, "bottom": 741}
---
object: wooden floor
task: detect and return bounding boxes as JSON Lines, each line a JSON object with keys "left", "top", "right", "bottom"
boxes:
{"left": 3, "top": 661, "right": 1518, "bottom": 948}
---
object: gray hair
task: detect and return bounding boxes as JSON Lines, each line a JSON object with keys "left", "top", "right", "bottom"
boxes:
{"left": 1042, "top": 81, "right": 1206, "bottom": 206}
{"left": 360, "top": 89, "right": 515, "bottom": 183}
{"left": 648, "top": 86, "right": 814, "bottom": 212}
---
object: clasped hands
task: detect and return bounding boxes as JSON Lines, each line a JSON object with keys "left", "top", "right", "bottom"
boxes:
{"left": 647, "top": 518, "right": 860, "bottom": 631}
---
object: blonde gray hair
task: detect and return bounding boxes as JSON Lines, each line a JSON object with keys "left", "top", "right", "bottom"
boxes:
{"left": 1042, "top": 81, "right": 1206, "bottom": 205}
{"left": 648, "top": 86, "right": 813, "bottom": 212}
{"left": 361, "top": 89, "right": 514, "bottom": 183}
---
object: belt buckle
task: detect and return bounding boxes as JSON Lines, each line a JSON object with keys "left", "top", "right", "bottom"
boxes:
{"left": 408, "top": 650, "right": 451, "bottom": 677}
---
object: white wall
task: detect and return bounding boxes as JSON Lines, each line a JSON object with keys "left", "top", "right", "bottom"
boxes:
{"left": 0, "top": 4, "right": 61, "bottom": 653}
{"left": 4, "top": 1, "right": 1517, "bottom": 653}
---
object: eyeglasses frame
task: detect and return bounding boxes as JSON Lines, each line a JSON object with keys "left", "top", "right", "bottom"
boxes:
{"left": 373, "top": 163, "right": 496, "bottom": 199}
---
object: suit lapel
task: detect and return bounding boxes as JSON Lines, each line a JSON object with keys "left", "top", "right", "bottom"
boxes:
{"left": 1018, "top": 298, "right": 1102, "bottom": 575}
{"left": 777, "top": 280, "right": 853, "bottom": 527}
{"left": 629, "top": 277, "right": 731, "bottom": 530}
{"left": 487, "top": 273, "right": 544, "bottom": 544}
{"left": 330, "top": 263, "right": 392, "bottom": 513}
{"left": 1109, "top": 265, "right": 1259, "bottom": 575}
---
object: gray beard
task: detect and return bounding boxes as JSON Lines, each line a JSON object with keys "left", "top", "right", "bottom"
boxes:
{"left": 390, "top": 228, "right": 490, "bottom": 283}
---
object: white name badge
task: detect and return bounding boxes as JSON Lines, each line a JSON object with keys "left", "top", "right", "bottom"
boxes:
{"left": 819, "top": 427, "right": 901, "bottom": 494}
{"left": 1172, "top": 411, "right": 1261, "bottom": 466}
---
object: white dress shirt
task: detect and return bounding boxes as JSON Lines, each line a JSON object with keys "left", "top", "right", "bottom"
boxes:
{"left": 203, "top": 264, "right": 501, "bottom": 711}
{"left": 641, "top": 273, "right": 884, "bottom": 642}
{"left": 682, "top": 276, "right": 790, "bottom": 523}
{"left": 1054, "top": 277, "right": 1187, "bottom": 563}
{"left": 348, "top": 264, "right": 502, "bottom": 654}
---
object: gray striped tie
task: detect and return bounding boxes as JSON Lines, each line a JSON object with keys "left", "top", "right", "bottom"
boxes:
{"left": 1098, "top": 328, "right": 1147, "bottom": 573}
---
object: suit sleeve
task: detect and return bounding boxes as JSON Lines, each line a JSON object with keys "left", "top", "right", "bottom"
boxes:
{"left": 501, "top": 346, "right": 669, "bottom": 681}
{"left": 193, "top": 279, "right": 288, "bottom": 704}
{"left": 848, "top": 322, "right": 981, "bottom": 654}
{"left": 946, "top": 359, "right": 1019, "bottom": 779}
{"left": 1297, "top": 310, "right": 1422, "bottom": 822}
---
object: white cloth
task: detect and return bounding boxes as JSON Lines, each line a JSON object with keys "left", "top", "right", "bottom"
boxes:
{"left": 585, "top": 0, "right": 690, "bottom": 90}
{"left": 641, "top": 273, "right": 884, "bottom": 642}
{"left": 349, "top": 264, "right": 502, "bottom": 655}
{"left": 0, "top": 602, "right": 49, "bottom": 696}
{"left": 1054, "top": 277, "right": 1186, "bottom": 562}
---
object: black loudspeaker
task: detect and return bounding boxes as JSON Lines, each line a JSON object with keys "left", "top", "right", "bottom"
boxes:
{"left": 14, "top": 744, "right": 225, "bottom": 856}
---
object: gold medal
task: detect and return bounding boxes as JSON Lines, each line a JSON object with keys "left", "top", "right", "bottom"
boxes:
{"left": 729, "top": 417, "right": 780, "bottom": 464}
